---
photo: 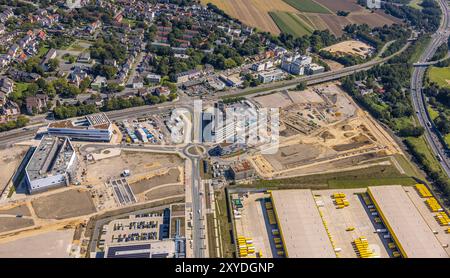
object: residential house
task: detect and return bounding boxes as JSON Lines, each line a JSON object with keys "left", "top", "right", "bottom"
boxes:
{"left": 154, "top": 86, "right": 171, "bottom": 97}
{"left": 25, "top": 94, "right": 48, "bottom": 115}
{"left": 68, "top": 67, "right": 88, "bottom": 86}
{"left": 77, "top": 52, "right": 91, "bottom": 63}
{"left": 1, "top": 100, "right": 20, "bottom": 117}
{"left": 91, "top": 76, "right": 107, "bottom": 91}
{"left": 0, "top": 77, "right": 14, "bottom": 95}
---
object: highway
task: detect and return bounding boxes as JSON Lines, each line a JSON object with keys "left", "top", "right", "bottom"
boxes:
{"left": 410, "top": 0, "right": 450, "bottom": 177}
{"left": 0, "top": 25, "right": 416, "bottom": 258}
{"left": 0, "top": 32, "right": 414, "bottom": 148}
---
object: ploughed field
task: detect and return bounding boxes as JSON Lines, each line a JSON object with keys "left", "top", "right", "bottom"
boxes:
{"left": 202, "top": 0, "right": 400, "bottom": 36}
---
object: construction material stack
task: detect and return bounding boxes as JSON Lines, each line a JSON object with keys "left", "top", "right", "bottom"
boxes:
{"left": 237, "top": 236, "right": 256, "bottom": 258}
{"left": 332, "top": 192, "right": 349, "bottom": 209}
{"left": 436, "top": 212, "right": 450, "bottom": 226}
{"left": 265, "top": 201, "right": 277, "bottom": 225}
{"left": 352, "top": 237, "right": 376, "bottom": 258}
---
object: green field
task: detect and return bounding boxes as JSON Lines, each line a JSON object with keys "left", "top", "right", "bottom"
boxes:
{"left": 283, "top": 0, "right": 331, "bottom": 13}
{"left": 36, "top": 45, "right": 49, "bottom": 59}
{"left": 428, "top": 66, "right": 450, "bottom": 88}
{"left": 246, "top": 161, "right": 417, "bottom": 190}
{"left": 445, "top": 133, "right": 450, "bottom": 146}
{"left": 409, "top": 0, "right": 423, "bottom": 10}
{"left": 14, "top": 82, "right": 30, "bottom": 95}
{"left": 406, "top": 136, "right": 445, "bottom": 174}
{"left": 269, "top": 11, "right": 314, "bottom": 37}
{"left": 428, "top": 105, "right": 439, "bottom": 120}
{"left": 409, "top": 37, "right": 431, "bottom": 64}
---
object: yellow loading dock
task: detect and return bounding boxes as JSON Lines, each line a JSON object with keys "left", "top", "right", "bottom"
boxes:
{"left": 270, "top": 190, "right": 336, "bottom": 258}
{"left": 405, "top": 187, "right": 450, "bottom": 257}
{"left": 368, "top": 186, "right": 449, "bottom": 258}
{"left": 312, "top": 189, "right": 391, "bottom": 258}
{"left": 233, "top": 192, "right": 276, "bottom": 258}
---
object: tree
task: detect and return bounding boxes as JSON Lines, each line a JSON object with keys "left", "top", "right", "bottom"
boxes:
{"left": 48, "top": 58, "right": 60, "bottom": 71}
{"left": 147, "top": 95, "right": 161, "bottom": 105}
{"left": 435, "top": 114, "right": 450, "bottom": 134}
{"left": 295, "top": 82, "right": 307, "bottom": 91}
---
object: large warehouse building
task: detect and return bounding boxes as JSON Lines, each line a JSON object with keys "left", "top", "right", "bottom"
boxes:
{"left": 270, "top": 189, "right": 336, "bottom": 258}
{"left": 47, "top": 113, "right": 113, "bottom": 142}
{"left": 368, "top": 185, "right": 448, "bottom": 258}
{"left": 25, "top": 136, "right": 78, "bottom": 194}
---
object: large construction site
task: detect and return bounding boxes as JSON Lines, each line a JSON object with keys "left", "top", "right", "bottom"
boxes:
{"left": 0, "top": 139, "right": 186, "bottom": 258}
{"left": 230, "top": 184, "right": 450, "bottom": 258}
{"left": 248, "top": 82, "right": 403, "bottom": 179}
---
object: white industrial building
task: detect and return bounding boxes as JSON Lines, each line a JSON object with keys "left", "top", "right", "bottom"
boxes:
{"left": 366, "top": 0, "right": 381, "bottom": 9}
{"left": 281, "top": 55, "right": 312, "bottom": 75}
{"left": 258, "top": 69, "right": 285, "bottom": 83}
{"left": 25, "top": 136, "right": 77, "bottom": 194}
{"left": 47, "top": 113, "right": 113, "bottom": 142}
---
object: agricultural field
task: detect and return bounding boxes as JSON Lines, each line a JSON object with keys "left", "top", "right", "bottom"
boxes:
{"left": 269, "top": 11, "right": 314, "bottom": 37}
{"left": 201, "top": 0, "right": 297, "bottom": 34}
{"left": 202, "top": 0, "right": 400, "bottom": 36}
{"left": 314, "top": 0, "right": 362, "bottom": 12}
{"left": 283, "top": 0, "right": 331, "bottom": 14}
{"left": 428, "top": 66, "right": 450, "bottom": 88}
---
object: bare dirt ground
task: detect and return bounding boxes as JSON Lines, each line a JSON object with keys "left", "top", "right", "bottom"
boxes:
{"left": 130, "top": 168, "right": 181, "bottom": 195}
{"left": 201, "top": 0, "right": 297, "bottom": 34}
{"left": 322, "top": 40, "right": 375, "bottom": 58}
{"left": 0, "top": 146, "right": 28, "bottom": 193}
{"left": 0, "top": 204, "right": 31, "bottom": 216}
{"left": 348, "top": 12, "right": 398, "bottom": 28}
{"left": 323, "top": 59, "right": 344, "bottom": 70}
{"left": 83, "top": 150, "right": 182, "bottom": 185}
{"left": 249, "top": 82, "right": 403, "bottom": 178}
{"left": 145, "top": 184, "right": 185, "bottom": 201}
{"left": 314, "top": 0, "right": 362, "bottom": 12}
{"left": 0, "top": 229, "right": 74, "bottom": 258}
{"left": 316, "top": 13, "right": 351, "bottom": 36}
{"left": 31, "top": 189, "right": 96, "bottom": 219}
{"left": 0, "top": 217, "right": 34, "bottom": 233}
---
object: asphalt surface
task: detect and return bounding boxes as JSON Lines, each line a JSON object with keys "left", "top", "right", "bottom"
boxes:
{"left": 410, "top": 0, "right": 450, "bottom": 177}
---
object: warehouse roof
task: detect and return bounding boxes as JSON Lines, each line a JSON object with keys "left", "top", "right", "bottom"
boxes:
{"left": 270, "top": 190, "right": 336, "bottom": 258}
{"left": 368, "top": 186, "right": 448, "bottom": 258}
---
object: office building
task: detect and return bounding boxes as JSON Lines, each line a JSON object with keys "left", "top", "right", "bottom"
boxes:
{"left": 48, "top": 113, "right": 113, "bottom": 142}
{"left": 25, "top": 136, "right": 77, "bottom": 194}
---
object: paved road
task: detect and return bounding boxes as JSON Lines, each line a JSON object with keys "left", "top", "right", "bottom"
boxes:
{"left": 0, "top": 29, "right": 416, "bottom": 257}
{"left": 410, "top": 0, "right": 450, "bottom": 177}
{"left": 211, "top": 38, "right": 412, "bottom": 99}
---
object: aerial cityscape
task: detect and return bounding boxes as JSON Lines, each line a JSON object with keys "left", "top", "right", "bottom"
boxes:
{"left": 0, "top": 0, "right": 450, "bottom": 262}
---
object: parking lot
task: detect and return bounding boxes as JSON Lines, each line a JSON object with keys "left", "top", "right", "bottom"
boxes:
{"left": 116, "top": 116, "right": 169, "bottom": 145}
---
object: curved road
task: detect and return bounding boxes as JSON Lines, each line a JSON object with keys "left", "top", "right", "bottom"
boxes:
{"left": 411, "top": 0, "right": 450, "bottom": 176}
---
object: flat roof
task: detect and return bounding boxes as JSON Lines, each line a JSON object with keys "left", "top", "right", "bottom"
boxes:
{"left": 26, "top": 136, "right": 75, "bottom": 182}
{"left": 368, "top": 186, "right": 448, "bottom": 258}
{"left": 271, "top": 190, "right": 336, "bottom": 258}
{"left": 105, "top": 241, "right": 175, "bottom": 258}
{"left": 48, "top": 112, "right": 111, "bottom": 130}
